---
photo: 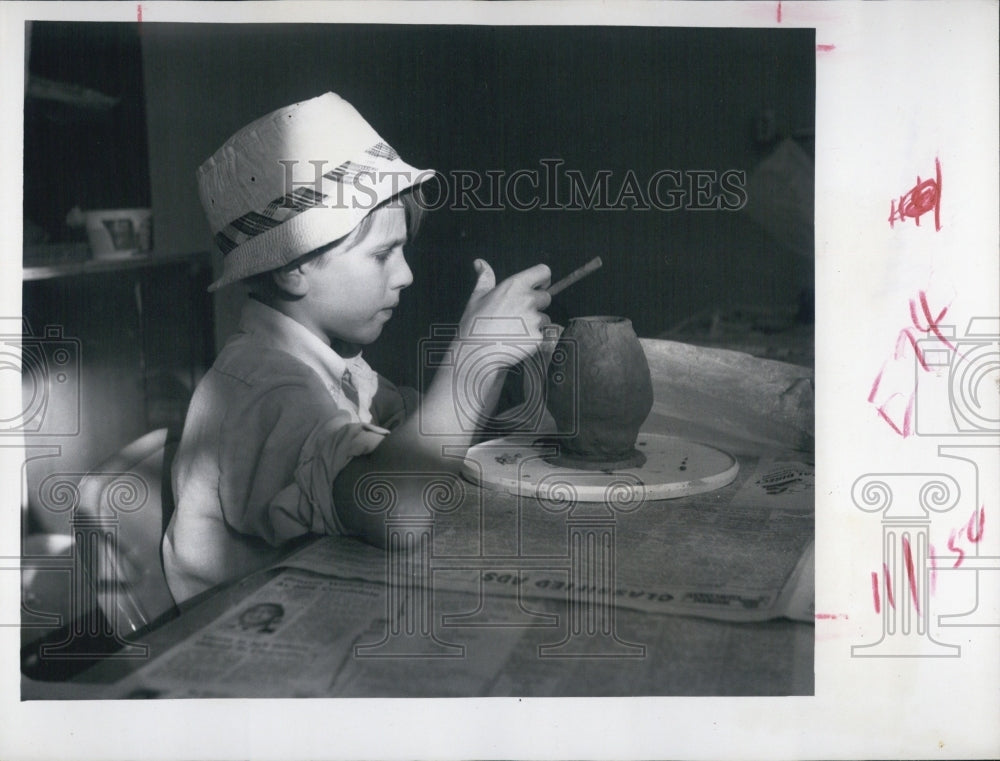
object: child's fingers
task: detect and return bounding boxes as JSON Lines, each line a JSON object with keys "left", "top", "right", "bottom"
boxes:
{"left": 470, "top": 258, "right": 497, "bottom": 298}
{"left": 510, "top": 263, "right": 552, "bottom": 290}
{"left": 534, "top": 287, "right": 552, "bottom": 312}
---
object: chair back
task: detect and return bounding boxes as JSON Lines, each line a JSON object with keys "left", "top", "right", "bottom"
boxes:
{"left": 75, "top": 428, "right": 179, "bottom": 635}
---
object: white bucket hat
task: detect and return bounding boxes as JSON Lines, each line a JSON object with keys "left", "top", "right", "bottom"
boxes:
{"left": 197, "top": 92, "right": 434, "bottom": 291}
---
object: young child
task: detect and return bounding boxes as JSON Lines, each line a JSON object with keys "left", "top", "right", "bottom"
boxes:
{"left": 162, "top": 93, "right": 551, "bottom": 603}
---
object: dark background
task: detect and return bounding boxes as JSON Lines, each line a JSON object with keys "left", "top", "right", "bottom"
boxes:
{"left": 23, "top": 22, "right": 814, "bottom": 533}
{"left": 137, "top": 23, "right": 815, "bottom": 379}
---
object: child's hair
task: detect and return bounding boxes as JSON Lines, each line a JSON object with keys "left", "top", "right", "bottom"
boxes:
{"left": 246, "top": 186, "right": 427, "bottom": 302}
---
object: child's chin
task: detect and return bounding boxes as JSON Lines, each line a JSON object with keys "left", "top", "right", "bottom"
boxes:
{"left": 329, "top": 327, "right": 381, "bottom": 353}
{"left": 355, "top": 326, "right": 385, "bottom": 345}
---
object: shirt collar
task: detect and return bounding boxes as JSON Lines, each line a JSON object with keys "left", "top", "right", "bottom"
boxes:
{"left": 238, "top": 298, "right": 378, "bottom": 423}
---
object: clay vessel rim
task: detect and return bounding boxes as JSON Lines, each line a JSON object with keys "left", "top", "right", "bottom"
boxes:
{"left": 568, "top": 315, "right": 630, "bottom": 324}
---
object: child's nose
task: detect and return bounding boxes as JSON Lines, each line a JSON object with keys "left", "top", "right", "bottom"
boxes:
{"left": 392, "top": 255, "right": 414, "bottom": 290}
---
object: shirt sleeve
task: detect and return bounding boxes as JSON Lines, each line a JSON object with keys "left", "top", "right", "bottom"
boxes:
{"left": 217, "top": 374, "right": 384, "bottom": 547}
{"left": 370, "top": 375, "right": 421, "bottom": 430}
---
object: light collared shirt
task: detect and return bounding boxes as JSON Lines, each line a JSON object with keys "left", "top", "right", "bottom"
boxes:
{"left": 162, "top": 299, "right": 410, "bottom": 603}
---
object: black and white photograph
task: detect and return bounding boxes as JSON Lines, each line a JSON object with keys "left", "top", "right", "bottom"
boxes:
{"left": 16, "top": 17, "right": 817, "bottom": 700}
{"left": 17, "top": 18, "right": 816, "bottom": 700}
{"left": 2, "top": 2, "right": 997, "bottom": 760}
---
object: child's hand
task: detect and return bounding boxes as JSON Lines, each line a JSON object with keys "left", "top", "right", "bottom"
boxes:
{"left": 334, "top": 262, "right": 553, "bottom": 528}
{"left": 459, "top": 259, "right": 552, "bottom": 347}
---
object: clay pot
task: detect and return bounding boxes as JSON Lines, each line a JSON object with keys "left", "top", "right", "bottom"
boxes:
{"left": 545, "top": 316, "right": 653, "bottom": 469}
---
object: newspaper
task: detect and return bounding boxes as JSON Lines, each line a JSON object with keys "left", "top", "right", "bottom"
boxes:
{"left": 276, "top": 454, "right": 814, "bottom": 624}
{"left": 109, "top": 562, "right": 813, "bottom": 698}
{"left": 111, "top": 573, "right": 384, "bottom": 698}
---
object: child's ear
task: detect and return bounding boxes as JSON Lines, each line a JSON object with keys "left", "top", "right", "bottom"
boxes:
{"left": 271, "top": 265, "right": 309, "bottom": 297}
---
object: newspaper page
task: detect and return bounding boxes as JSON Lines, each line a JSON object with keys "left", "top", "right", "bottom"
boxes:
{"left": 109, "top": 565, "right": 811, "bottom": 698}
{"left": 279, "top": 452, "right": 814, "bottom": 624}
{"left": 109, "top": 572, "right": 384, "bottom": 698}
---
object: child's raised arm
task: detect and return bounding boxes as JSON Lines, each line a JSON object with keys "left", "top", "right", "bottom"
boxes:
{"left": 332, "top": 259, "right": 551, "bottom": 545}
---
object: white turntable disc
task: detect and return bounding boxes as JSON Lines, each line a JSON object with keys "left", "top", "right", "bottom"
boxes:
{"left": 462, "top": 432, "right": 739, "bottom": 503}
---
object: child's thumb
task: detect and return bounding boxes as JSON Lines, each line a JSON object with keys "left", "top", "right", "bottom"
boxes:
{"left": 470, "top": 258, "right": 496, "bottom": 297}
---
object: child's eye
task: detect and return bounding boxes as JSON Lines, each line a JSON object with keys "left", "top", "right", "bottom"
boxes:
{"left": 373, "top": 250, "right": 393, "bottom": 263}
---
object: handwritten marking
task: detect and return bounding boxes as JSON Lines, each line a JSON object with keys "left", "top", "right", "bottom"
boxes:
{"left": 902, "top": 536, "right": 920, "bottom": 614}
{"left": 872, "top": 388, "right": 914, "bottom": 438}
{"left": 866, "top": 372, "right": 883, "bottom": 404}
{"left": 816, "top": 44, "right": 836, "bottom": 52}
{"left": 965, "top": 504, "right": 985, "bottom": 543}
{"left": 883, "top": 562, "right": 895, "bottom": 609}
{"left": 910, "top": 291, "right": 958, "bottom": 352}
{"left": 868, "top": 289, "right": 956, "bottom": 437}
{"left": 872, "top": 506, "right": 987, "bottom": 613}
{"left": 946, "top": 528, "right": 965, "bottom": 569}
{"left": 776, "top": 1, "right": 782, "bottom": 23}
{"left": 929, "top": 543, "right": 938, "bottom": 594}
{"left": 814, "top": 613, "right": 849, "bottom": 620}
{"left": 137, "top": 3, "right": 142, "bottom": 22}
{"left": 888, "top": 157, "right": 942, "bottom": 231}
{"left": 944, "top": 506, "right": 985, "bottom": 568}
{"left": 895, "top": 329, "right": 931, "bottom": 371}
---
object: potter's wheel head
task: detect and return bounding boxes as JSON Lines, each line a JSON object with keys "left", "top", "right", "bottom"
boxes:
{"left": 463, "top": 432, "right": 738, "bottom": 503}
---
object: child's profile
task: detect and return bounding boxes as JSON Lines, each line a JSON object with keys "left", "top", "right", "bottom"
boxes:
{"left": 162, "top": 92, "right": 552, "bottom": 603}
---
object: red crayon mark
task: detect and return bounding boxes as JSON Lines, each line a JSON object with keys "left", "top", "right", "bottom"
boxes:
{"left": 874, "top": 391, "right": 914, "bottom": 438}
{"left": 944, "top": 506, "right": 985, "bottom": 569}
{"left": 895, "top": 329, "right": 930, "bottom": 370}
{"left": 868, "top": 509, "right": 985, "bottom": 612}
{"left": 966, "top": 505, "right": 985, "bottom": 543}
{"left": 891, "top": 292, "right": 956, "bottom": 369}
{"left": 883, "top": 562, "right": 895, "bottom": 609}
{"left": 867, "top": 367, "right": 885, "bottom": 403}
{"left": 137, "top": 3, "right": 142, "bottom": 22}
{"left": 902, "top": 536, "right": 920, "bottom": 614}
{"left": 816, "top": 44, "right": 836, "bottom": 52}
{"left": 815, "top": 613, "right": 849, "bottom": 620}
{"left": 929, "top": 543, "right": 938, "bottom": 594}
{"left": 888, "top": 158, "right": 942, "bottom": 231}
{"left": 868, "top": 288, "right": 958, "bottom": 437}
{"left": 911, "top": 291, "right": 957, "bottom": 352}
{"left": 776, "top": 1, "right": 782, "bottom": 23}
{"left": 948, "top": 528, "right": 965, "bottom": 568}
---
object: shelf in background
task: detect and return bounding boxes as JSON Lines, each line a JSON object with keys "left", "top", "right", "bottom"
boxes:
{"left": 23, "top": 248, "right": 211, "bottom": 282}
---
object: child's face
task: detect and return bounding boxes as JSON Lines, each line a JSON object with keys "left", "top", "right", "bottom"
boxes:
{"left": 300, "top": 205, "right": 413, "bottom": 347}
